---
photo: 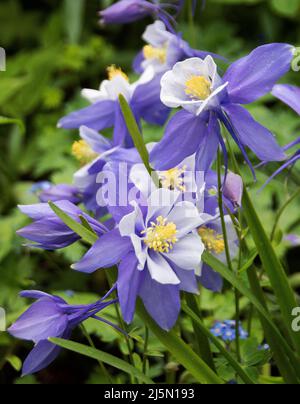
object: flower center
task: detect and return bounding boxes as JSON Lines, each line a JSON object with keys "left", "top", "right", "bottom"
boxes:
{"left": 185, "top": 76, "right": 211, "bottom": 100}
{"left": 159, "top": 166, "right": 187, "bottom": 192}
{"left": 143, "top": 45, "right": 167, "bottom": 64}
{"left": 72, "top": 140, "right": 97, "bottom": 164}
{"left": 143, "top": 216, "right": 178, "bottom": 253}
{"left": 107, "top": 65, "right": 129, "bottom": 81}
{"left": 198, "top": 226, "right": 225, "bottom": 255}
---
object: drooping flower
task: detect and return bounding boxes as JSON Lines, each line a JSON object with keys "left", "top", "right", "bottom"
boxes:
{"left": 133, "top": 20, "right": 217, "bottom": 75}
{"left": 58, "top": 66, "right": 170, "bottom": 148}
{"left": 211, "top": 320, "right": 248, "bottom": 342}
{"left": 8, "top": 288, "right": 119, "bottom": 375}
{"left": 39, "top": 184, "right": 81, "bottom": 205}
{"left": 99, "top": 0, "right": 179, "bottom": 27}
{"left": 272, "top": 84, "right": 300, "bottom": 116}
{"left": 72, "top": 188, "right": 206, "bottom": 330}
{"left": 151, "top": 44, "right": 295, "bottom": 174}
{"left": 17, "top": 200, "right": 107, "bottom": 250}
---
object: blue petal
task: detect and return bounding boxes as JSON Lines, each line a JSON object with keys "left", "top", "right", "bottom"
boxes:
{"left": 117, "top": 252, "right": 144, "bottom": 324}
{"left": 139, "top": 270, "right": 180, "bottom": 331}
{"left": 223, "top": 104, "right": 286, "bottom": 162}
{"left": 223, "top": 43, "right": 295, "bottom": 104}
{"left": 131, "top": 74, "right": 170, "bottom": 126}
{"left": 58, "top": 100, "right": 115, "bottom": 131}
{"left": 272, "top": 84, "right": 300, "bottom": 116}
{"left": 150, "top": 110, "right": 207, "bottom": 170}
{"left": 72, "top": 229, "right": 132, "bottom": 273}
{"left": 195, "top": 113, "right": 220, "bottom": 173}
{"left": 199, "top": 264, "right": 223, "bottom": 292}
{"left": 22, "top": 340, "right": 63, "bottom": 376}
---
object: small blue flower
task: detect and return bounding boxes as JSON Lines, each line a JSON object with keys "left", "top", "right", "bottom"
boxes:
{"left": 211, "top": 320, "right": 248, "bottom": 343}
{"left": 30, "top": 181, "right": 52, "bottom": 194}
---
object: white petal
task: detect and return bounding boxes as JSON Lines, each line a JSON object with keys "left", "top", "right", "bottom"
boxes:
{"left": 142, "top": 21, "right": 171, "bottom": 46}
{"left": 147, "top": 253, "right": 180, "bottom": 285}
{"left": 119, "top": 202, "right": 145, "bottom": 237}
{"left": 146, "top": 188, "right": 180, "bottom": 225}
{"left": 130, "top": 164, "right": 157, "bottom": 199}
{"left": 167, "top": 201, "right": 205, "bottom": 237}
{"left": 81, "top": 89, "right": 104, "bottom": 104}
{"left": 164, "top": 233, "right": 204, "bottom": 270}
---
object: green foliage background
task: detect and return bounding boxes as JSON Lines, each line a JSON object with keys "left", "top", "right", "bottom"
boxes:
{"left": 0, "top": 0, "right": 299, "bottom": 384}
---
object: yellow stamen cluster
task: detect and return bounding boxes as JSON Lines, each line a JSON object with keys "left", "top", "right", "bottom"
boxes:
{"left": 143, "top": 216, "right": 178, "bottom": 253}
{"left": 107, "top": 65, "right": 129, "bottom": 81}
{"left": 72, "top": 140, "right": 97, "bottom": 165}
{"left": 159, "top": 166, "right": 187, "bottom": 192}
{"left": 185, "top": 76, "right": 211, "bottom": 100}
{"left": 143, "top": 45, "right": 167, "bottom": 64}
{"left": 198, "top": 226, "right": 225, "bottom": 255}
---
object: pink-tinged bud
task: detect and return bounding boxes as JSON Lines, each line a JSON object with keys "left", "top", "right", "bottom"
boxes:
{"left": 223, "top": 172, "right": 243, "bottom": 207}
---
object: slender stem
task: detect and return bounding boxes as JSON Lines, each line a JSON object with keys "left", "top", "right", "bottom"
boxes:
{"left": 217, "top": 149, "right": 241, "bottom": 362}
{"left": 270, "top": 188, "right": 300, "bottom": 242}
{"left": 142, "top": 326, "right": 149, "bottom": 376}
{"left": 80, "top": 324, "right": 113, "bottom": 383}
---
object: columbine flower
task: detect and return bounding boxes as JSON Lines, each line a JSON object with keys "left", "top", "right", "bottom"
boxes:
{"left": 58, "top": 66, "right": 169, "bottom": 147}
{"left": 17, "top": 200, "right": 107, "bottom": 250}
{"left": 272, "top": 84, "right": 300, "bottom": 116}
{"left": 99, "top": 0, "right": 178, "bottom": 27}
{"left": 8, "top": 288, "right": 119, "bottom": 375}
{"left": 211, "top": 320, "right": 248, "bottom": 342}
{"left": 39, "top": 184, "right": 81, "bottom": 205}
{"left": 72, "top": 188, "right": 206, "bottom": 330}
{"left": 72, "top": 126, "right": 139, "bottom": 216}
{"left": 133, "top": 20, "right": 215, "bottom": 74}
{"left": 151, "top": 44, "right": 295, "bottom": 173}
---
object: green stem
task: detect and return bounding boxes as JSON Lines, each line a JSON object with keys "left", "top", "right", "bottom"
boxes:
{"left": 142, "top": 326, "right": 149, "bottom": 376}
{"left": 81, "top": 324, "right": 113, "bottom": 383}
{"left": 217, "top": 149, "right": 241, "bottom": 362}
{"left": 270, "top": 188, "right": 300, "bottom": 242}
{"left": 185, "top": 293, "right": 216, "bottom": 371}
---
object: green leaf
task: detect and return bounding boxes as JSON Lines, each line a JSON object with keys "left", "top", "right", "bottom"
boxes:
{"left": 242, "top": 188, "right": 300, "bottom": 354}
{"left": 182, "top": 304, "right": 256, "bottom": 384}
{"left": 49, "top": 338, "right": 154, "bottom": 384}
{"left": 118, "top": 94, "right": 154, "bottom": 179}
{"left": 6, "top": 355, "right": 22, "bottom": 372}
{"left": 137, "top": 301, "right": 223, "bottom": 384}
{"left": 49, "top": 202, "right": 98, "bottom": 245}
{"left": 64, "top": 0, "right": 85, "bottom": 44}
{"left": 202, "top": 251, "right": 300, "bottom": 379}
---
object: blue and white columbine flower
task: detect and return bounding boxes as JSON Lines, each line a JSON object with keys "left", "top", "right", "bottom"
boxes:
{"left": 151, "top": 44, "right": 295, "bottom": 174}
{"left": 58, "top": 66, "right": 170, "bottom": 147}
{"left": 72, "top": 188, "right": 206, "bottom": 330}
{"left": 133, "top": 20, "right": 214, "bottom": 74}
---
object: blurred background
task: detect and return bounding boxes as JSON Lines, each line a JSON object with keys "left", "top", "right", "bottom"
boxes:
{"left": 0, "top": 0, "right": 300, "bottom": 384}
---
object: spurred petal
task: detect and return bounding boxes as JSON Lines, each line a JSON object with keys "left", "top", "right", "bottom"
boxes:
{"left": 72, "top": 229, "right": 132, "bottom": 273}
{"left": 272, "top": 84, "right": 300, "bottom": 116}
{"left": 223, "top": 43, "right": 295, "bottom": 104}
{"left": 223, "top": 104, "right": 286, "bottom": 162}
{"left": 150, "top": 110, "right": 207, "bottom": 170}
{"left": 164, "top": 233, "right": 204, "bottom": 270}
